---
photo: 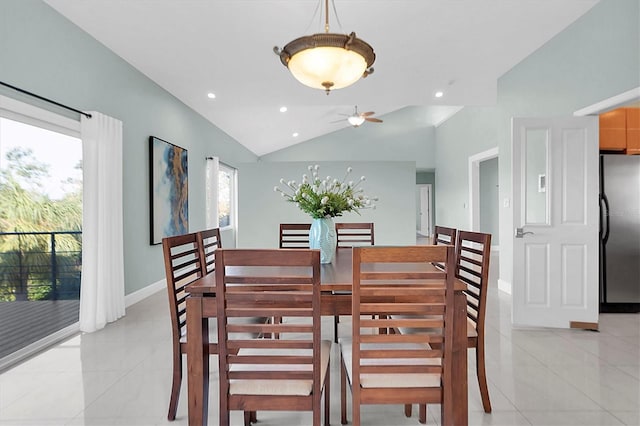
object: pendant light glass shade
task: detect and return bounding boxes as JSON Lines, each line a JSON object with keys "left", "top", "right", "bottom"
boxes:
{"left": 288, "top": 44, "right": 367, "bottom": 91}
{"left": 274, "top": 1, "right": 375, "bottom": 94}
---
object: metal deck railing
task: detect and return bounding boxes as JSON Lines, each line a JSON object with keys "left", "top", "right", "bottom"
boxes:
{"left": 0, "top": 231, "right": 82, "bottom": 360}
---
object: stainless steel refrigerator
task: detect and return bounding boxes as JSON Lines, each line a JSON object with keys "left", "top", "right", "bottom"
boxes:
{"left": 599, "top": 154, "right": 640, "bottom": 313}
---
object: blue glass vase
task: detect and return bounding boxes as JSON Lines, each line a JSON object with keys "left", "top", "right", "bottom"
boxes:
{"left": 309, "top": 217, "right": 337, "bottom": 264}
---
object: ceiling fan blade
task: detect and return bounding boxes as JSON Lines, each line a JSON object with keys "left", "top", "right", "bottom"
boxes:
{"left": 365, "top": 117, "right": 383, "bottom": 123}
{"left": 361, "top": 111, "right": 375, "bottom": 117}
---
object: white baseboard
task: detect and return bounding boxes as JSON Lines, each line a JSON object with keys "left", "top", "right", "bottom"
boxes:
{"left": 125, "top": 279, "right": 165, "bottom": 308}
{"left": 498, "top": 278, "right": 512, "bottom": 295}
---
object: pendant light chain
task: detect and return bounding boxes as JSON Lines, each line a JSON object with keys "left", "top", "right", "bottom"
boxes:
{"left": 302, "top": 0, "right": 323, "bottom": 35}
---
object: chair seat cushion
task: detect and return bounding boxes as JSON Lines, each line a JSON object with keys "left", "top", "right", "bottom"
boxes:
{"left": 229, "top": 340, "right": 332, "bottom": 396}
{"left": 391, "top": 315, "right": 477, "bottom": 338}
{"left": 339, "top": 339, "right": 441, "bottom": 388}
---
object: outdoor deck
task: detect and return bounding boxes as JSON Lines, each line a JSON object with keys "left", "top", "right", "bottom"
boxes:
{"left": 0, "top": 300, "right": 79, "bottom": 360}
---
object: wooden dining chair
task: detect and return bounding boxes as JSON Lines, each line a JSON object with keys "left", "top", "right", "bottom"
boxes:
{"left": 455, "top": 230, "right": 492, "bottom": 413}
{"left": 430, "top": 226, "right": 457, "bottom": 271}
{"left": 197, "top": 227, "right": 222, "bottom": 274}
{"left": 163, "top": 231, "right": 270, "bottom": 421}
{"left": 279, "top": 223, "right": 312, "bottom": 248}
{"left": 335, "top": 222, "right": 375, "bottom": 248}
{"left": 333, "top": 222, "right": 375, "bottom": 342}
{"left": 162, "top": 232, "right": 210, "bottom": 421}
{"left": 215, "top": 248, "right": 331, "bottom": 426}
{"left": 340, "top": 245, "right": 456, "bottom": 426}
{"left": 403, "top": 230, "right": 493, "bottom": 420}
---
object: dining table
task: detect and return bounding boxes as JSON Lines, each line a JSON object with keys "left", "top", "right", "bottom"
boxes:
{"left": 185, "top": 247, "right": 468, "bottom": 426}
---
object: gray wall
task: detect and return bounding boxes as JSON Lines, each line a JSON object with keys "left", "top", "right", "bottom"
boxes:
{"left": 262, "top": 107, "right": 437, "bottom": 171}
{"left": 237, "top": 161, "right": 416, "bottom": 248}
{"left": 479, "top": 157, "right": 499, "bottom": 245}
{"left": 0, "top": 0, "right": 257, "bottom": 294}
{"left": 434, "top": 0, "right": 639, "bottom": 288}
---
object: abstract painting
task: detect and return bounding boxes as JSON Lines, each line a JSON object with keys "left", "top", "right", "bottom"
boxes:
{"left": 150, "top": 136, "right": 188, "bottom": 245}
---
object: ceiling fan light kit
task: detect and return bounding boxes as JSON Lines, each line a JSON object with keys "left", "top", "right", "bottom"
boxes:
{"left": 347, "top": 114, "right": 366, "bottom": 127}
{"left": 339, "top": 106, "right": 383, "bottom": 127}
{"left": 274, "top": 0, "right": 375, "bottom": 94}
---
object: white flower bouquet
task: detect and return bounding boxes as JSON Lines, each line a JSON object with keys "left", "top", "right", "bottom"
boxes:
{"left": 274, "top": 165, "right": 378, "bottom": 219}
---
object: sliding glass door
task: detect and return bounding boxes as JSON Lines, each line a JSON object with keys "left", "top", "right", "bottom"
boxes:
{"left": 0, "top": 98, "right": 82, "bottom": 368}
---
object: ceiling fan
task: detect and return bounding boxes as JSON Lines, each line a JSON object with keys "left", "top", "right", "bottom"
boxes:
{"left": 336, "top": 106, "right": 383, "bottom": 127}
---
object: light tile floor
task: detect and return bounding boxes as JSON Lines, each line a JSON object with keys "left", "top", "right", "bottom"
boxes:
{"left": 1, "top": 253, "right": 638, "bottom": 425}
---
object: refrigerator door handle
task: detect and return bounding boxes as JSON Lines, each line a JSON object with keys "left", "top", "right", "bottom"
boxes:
{"left": 602, "top": 193, "right": 610, "bottom": 244}
{"left": 599, "top": 196, "right": 604, "bottom": 238}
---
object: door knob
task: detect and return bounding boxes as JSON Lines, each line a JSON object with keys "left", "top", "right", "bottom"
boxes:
{"left": 515, "top": 227, "right": 534, "bottom": 238}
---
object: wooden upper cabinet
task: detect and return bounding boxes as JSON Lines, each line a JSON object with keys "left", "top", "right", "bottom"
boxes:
{"left": 626, "top": 107, "right": 640, "bottom": 154}
{"left": 599, "top": 108, "right": 627, "bottom": 151}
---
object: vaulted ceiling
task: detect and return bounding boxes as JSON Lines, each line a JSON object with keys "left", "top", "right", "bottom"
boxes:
{"left": 44, "top": 0, "right": 599, "bottom": 156}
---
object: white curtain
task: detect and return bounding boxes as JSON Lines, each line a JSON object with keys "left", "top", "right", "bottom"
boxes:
{"left": 205, "top": 156, "right": 220, "bottom": 229}
{"left": 79, "top": 112, "right": 125, "bottom": 332}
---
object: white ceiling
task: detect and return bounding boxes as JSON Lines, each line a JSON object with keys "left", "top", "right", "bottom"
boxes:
{"left": 44, "top": 0, "right": 599, "bottom": 156}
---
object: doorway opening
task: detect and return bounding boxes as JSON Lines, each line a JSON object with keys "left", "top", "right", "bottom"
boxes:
{"left": 469, "top": 147, "right": 499, "bottom": 251}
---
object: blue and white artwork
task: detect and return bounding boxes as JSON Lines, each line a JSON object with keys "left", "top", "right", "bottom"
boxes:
{"left": 150, "top": 136, "right": 188, "bottom": 244}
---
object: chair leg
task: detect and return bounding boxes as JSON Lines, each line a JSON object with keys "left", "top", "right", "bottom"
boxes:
{"left": 324, "top": 364, "right": 331, "bottom": 426}
{"left": 404, "top": 404, "right": 412, "bottom": 417}
{"left": 167, "top": 349, "right": 182, "bottom": 421}
{"left": 243, "top": 411, "right": 251, "bottom": 426}
{"left": 476, "top": 345, "right": 492, "bottom": 413}
{"left": 352, "top": 386, "right": 360, "bottom": 426}
{"left": 334, "top": 315, "right": 339, "bottom": 343}
{"left": 419, "top": 404, "right": 427, "bottom": 424}
{"left": 250, "top": 411, "right": 257, "bottom": 423}
{"left": 341, "top": 355, "right": 348, "bottom": 425}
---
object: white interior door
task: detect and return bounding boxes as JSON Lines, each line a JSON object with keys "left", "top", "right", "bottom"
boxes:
{"left": 512, "top": 116, "right": 599, "bottom": 328}
{"left": 416, "top": 184, "right": 432, "bottom": 236}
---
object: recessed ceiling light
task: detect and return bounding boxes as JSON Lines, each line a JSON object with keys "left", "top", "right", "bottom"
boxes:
{"left": 280, "top": 106, "right": 288, "bottom": 113}
{"left": 434, "top": 91, "right": 444, "bottom": 98}
{"left": 207, "top": 92, "right": 216, "bottom": 99}
{"left": 292, "top": 132, "right": 299, "bottom": 137}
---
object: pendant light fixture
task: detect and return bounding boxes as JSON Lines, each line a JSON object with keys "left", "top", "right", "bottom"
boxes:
{"left": 274, "top": 0, "right": 375, "bottom": 95}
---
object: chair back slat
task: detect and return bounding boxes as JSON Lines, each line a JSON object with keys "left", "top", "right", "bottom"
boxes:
{"left": 279, "top": 223, "right": 311, "bottom": 249}
{"left": 225, "top": 276, "right": 315, "bottom": 285}
{"left": 227, "top": 340, "right": 313, "bottom": 350}
{"left": 335, "top": 222, "right": 374, "bottom": 248}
